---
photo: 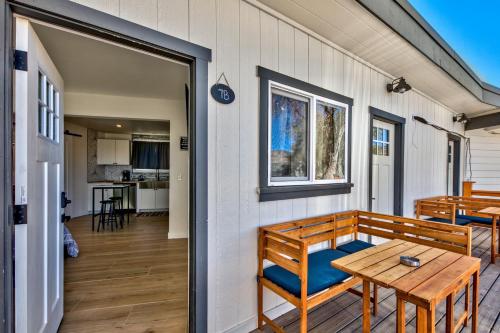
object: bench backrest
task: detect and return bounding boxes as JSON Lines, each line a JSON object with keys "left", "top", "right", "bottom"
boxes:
{"left": 420, "top": 195, "right": 500, "bottom": 219}
{"left": 463, "top": 181, "right": 500, "bottom": 199}
{"left": 415, "top": 199, "right": 456, "bottom": 222}
{"left": 259, "top": 210, "right": 472, "bottom": 279}
{"left": 356, "top": 211, "right": 472, "bottom": 256}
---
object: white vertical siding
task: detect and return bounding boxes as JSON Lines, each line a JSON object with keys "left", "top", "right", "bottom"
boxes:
{"left": 467, "top": 129, "right": 500, "bottom": 190}
{"left": 69, "top": 1, "right": 465, "bottom": 331}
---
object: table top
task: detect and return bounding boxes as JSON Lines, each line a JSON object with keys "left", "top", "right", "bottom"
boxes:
{"left": 479, "top": 206, "right": 500, "bottom": 215}
{"left": 332, "top": 239, "right": 480, "bottom": 304}
{"left": 92, "top": 185, "right": 130, "bottom": 189}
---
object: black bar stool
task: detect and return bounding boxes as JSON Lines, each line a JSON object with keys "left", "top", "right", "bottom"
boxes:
{"left": 109, "top": 196, "right": 124, "bottom": 228}
{"left": 97, "top": 199, "right": 119, "bottom": 232}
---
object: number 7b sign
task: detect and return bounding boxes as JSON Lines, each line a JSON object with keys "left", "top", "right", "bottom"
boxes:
{"left": 210, "top": 83, "right": 235, "bottom": 104}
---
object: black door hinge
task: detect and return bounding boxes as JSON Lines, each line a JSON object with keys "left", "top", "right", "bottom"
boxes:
{"left": 13, "top": 204, "right": 28, "bottom": 225}
{"left": 14, "top": 50, "right": 28, "bottom": 71}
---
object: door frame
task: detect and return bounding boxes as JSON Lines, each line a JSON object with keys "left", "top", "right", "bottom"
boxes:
{"left": 447, "top": 133, "right": 461, "bottom": 196}
{"left": 368, "top": 106, "right": 406, "bottom": 216}
{"left": 0, "top": 1, "right": 211, "bottom": 332}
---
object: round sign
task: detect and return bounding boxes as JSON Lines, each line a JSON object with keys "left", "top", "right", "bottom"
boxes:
{"left": 211, "top": 83, "right": 235, "bottom": 104}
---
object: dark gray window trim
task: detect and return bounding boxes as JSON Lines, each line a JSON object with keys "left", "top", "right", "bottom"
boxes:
{"left": 1, "top": 1, "right": 209, "bottom": 332}
{"left": 368, "top": 107, "right": 405, "bottom": 216}
{"left": 257, "top": 66, "right": 353, "bottom": 202}
{"left": 355, "top": 0, "right": 500, "bottom": 108}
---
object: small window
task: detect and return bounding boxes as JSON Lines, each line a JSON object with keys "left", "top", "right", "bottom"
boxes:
{"left": 38, "top": 71, "right": 60, "bottom": 143}
{"left": 372, "top": 127, "right": 390, "bottom": 156}
{"left": 258, "top": 67, "right": 353, "bottom": 201}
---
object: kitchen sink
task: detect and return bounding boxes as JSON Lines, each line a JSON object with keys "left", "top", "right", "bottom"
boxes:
{"left": 138, "top": 180, "right": 169, "bottom": 189}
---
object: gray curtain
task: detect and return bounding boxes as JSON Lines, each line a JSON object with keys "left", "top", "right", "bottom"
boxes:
{"left": 132, "top": 141, "right": 169, "bottom": 169}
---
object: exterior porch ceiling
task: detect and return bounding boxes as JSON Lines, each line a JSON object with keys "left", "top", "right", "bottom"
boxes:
{"left": 257, "top": 0, "right": 500, "bottom": 115}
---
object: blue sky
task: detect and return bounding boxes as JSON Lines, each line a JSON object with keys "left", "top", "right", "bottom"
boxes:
{"left": 408, "top": 0, "right": 500, "bottom": 87}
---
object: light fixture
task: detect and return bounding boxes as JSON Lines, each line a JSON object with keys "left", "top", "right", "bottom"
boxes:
{"left": 115, "top": 124, "right": 122, "bottom": 128}
{"left": 387, "top": 77, "right": 412, "bottom": 94}
{"left": 453, "top": 113, "right": 469, "bottom": 124}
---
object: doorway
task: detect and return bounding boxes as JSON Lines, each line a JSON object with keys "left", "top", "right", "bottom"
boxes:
{"left": 368, "top": 107, "right": 405, "bottom": 216}
{"left": 447, "top": 134, "right": 461, "bottom": 196}
{"left": 1, "top": 2, "right": 210, "bottom": 332}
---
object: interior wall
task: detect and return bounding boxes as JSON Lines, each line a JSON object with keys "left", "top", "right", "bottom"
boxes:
{"left": 64, "top": 122, "right": 88, "bottom": 218}
{"left": 466, "top": 129, "right": 500, "bottom": 190}
{"left": 65, "top": 91, "right": 189, "bottom": 238}
{"left": 69, "top": 1, "right": 465, "bottom": 332}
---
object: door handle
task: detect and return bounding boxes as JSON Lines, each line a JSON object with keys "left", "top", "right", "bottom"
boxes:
{"left": 371, "top": 197, "right": 376, "bottom": 200}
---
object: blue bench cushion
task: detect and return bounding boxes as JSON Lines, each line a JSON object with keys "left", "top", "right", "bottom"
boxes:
{"left": 457, "top": 214, "right": 492, "bottom": 225}
{"left": 426, "top": 217, "right": 470, "bottom": 226}
{"left": 337, "top": 240, "right": 375, "bottom": 254}
{"left": 263, "top": 249, "right": 351, "bottom": 297}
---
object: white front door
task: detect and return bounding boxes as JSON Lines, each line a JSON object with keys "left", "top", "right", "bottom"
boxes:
{"left": 14, "top": 17, "right": 65, "bottom": 333}
{"left": 371, "top": 119, "right": 395, "bottom": 214}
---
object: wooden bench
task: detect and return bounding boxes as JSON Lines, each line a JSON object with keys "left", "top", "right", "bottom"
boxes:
{"left": 257, "top": 210, "right": 472, "bottom": 332}
{"left": 416, "top": 195, "right": 500, "bottom": 226}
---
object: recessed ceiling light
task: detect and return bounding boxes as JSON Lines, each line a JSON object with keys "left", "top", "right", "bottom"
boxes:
{"left": 116, "top": 124, "right": 122, "bottom": 128}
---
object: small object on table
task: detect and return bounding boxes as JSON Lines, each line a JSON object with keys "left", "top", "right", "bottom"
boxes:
{"left": 478, "top": 207, "right": 500, "bottom": 264}
{"left": 400, "top": 256, "right": 420, "bottom": 267}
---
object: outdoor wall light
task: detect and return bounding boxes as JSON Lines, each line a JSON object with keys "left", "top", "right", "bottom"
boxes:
{"left": 453, "top": 113, "right": 469, "bottom": 124}
{"left": 387, "top": 77, "right": 412, "bottom": 94}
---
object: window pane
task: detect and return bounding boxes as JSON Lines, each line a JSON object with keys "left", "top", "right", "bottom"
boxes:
{"left": 383, "top": 143, "right": 389, "bottom": 156}
{"left": 270, "top": 90, "right": 308, "bottom": 180}
{"left": 38, "top": 104, "right": 44, "bottom": 134}
{"left": 372, "top": 127, "right": 377, "bottom": 140}
{"left": 47, "top": 111, "right": 52, "bottom": 139}
{"left": 315, "top": 101, "right": 346, "bottom": 180}
{"left": 383, "top": 129, "right": 389, "bottom": 142}
{"left": 377, "top": 142, "right": 383, "bottom": 155}
{"left": 38, "top": 72, "right": 43, "bottom": 101}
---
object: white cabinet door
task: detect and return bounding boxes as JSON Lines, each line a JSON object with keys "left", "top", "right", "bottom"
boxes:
{"left": 97, "top": 139, "right": 115, "bottom": 165}
{"left": 115, "top": 140, "right": 130, "bottom": 165}
{"left": 138, "top": 189, "right": 156, "bottom": 211}
{"left": 155, "top": 188, "right": 169, "bottom": 210}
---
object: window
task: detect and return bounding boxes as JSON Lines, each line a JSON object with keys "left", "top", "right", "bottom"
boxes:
{"left": 258, "top": 67, "right": 353, "bottom": 201}
{"left": 372, "top": 127, "right": 390, "bottom": 156}
{"left": 38, "top": 71, "right": 60, "bottom": 142}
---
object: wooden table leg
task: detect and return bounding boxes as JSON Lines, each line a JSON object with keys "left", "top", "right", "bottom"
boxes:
{"left": 396, "top": 296, "right": 405, "bottom": 333}
{"left": 446, "top": 293, "right": 454, "bottom": 333}
{"left": 492, "top": 216, "right": 497, "bottom": 264}
{"left": 464, "top": 282, "right": 470, "bottom": 327}
{"left": 416, "top": 306, "right": 427, "bottom": 333}
{"left": 363, "top": 280, "right": 371, "bottom": 333}
{"left": 427, "top": 303, "right": 436, "bottom": 333}
{"left": 472, "top": 270, "right": 479, "bottom": 333}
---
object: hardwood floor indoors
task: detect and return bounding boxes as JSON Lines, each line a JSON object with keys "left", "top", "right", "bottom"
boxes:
{"left": 59, "top": 214, "right": 188, "bottom": 333}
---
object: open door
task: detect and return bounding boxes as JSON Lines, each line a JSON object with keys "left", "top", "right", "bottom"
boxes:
{"left": 14, "top": 17, "right": 65, "bottom": 333}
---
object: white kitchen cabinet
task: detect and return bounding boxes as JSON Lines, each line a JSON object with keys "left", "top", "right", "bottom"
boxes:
{"left": 97, "top": 139, "right": 130, "bottom": 165}
{"left": 154, "top": 188, "right": 169, "bottom": 210}
{"left": 115, "top": 140, "right": 130, "bottom": 165}
{"left": 96, "top": 139, "right": 115, "bottom": 165}
{"left": 138, "top": 189, "right": 156, "bottom": 210}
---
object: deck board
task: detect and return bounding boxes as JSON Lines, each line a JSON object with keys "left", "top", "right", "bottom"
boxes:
{"left": 253, "top": 227, "right": 500, "bottom": 333}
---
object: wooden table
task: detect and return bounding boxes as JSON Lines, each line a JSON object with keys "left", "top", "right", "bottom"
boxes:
{"left": 332, "top": 239, "right": 480, "bottom": 333}
{"left": 478, "top": 207, "right": 500, "bottom": 263}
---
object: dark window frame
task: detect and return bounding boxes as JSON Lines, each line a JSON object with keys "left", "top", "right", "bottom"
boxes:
{"left": 257, "top": 66, "right": 353, "bottom": 202}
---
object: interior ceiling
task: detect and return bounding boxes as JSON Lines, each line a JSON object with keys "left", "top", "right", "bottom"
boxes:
{"left": 32, "top": 22, "right": 188, "bottom": 100}
{"left": 258, "top": 0, "right": 496, "bottom": 115}
{"left": 65, "top": 116, "right": 170, "bottom": 135}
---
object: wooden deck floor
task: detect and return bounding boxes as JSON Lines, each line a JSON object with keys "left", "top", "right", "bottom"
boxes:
{"left": 58, "top": 214, "right": 188, "bottom": 333}
{"left": 254, "top": 227, "right": 500, "bottom": 333}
